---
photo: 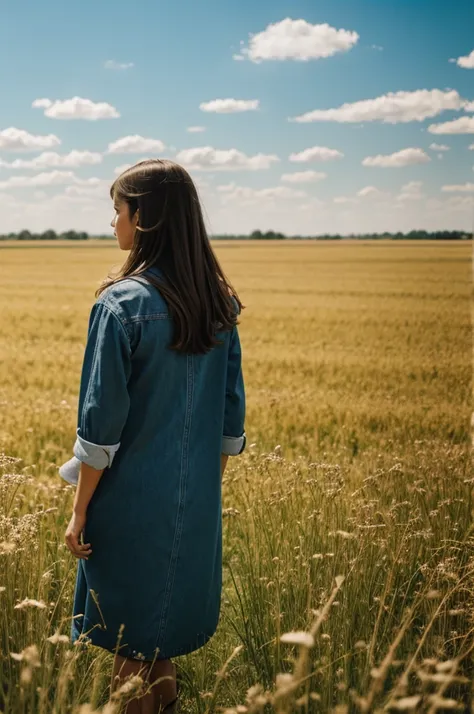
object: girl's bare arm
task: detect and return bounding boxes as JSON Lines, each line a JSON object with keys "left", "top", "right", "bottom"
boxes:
{"left": 221, "top": 453, "right": 229, "bottom": 477}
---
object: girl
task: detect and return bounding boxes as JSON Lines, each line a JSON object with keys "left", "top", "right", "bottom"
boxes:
{"left": 59, "top": 159, "right": 247, "bottom": 714}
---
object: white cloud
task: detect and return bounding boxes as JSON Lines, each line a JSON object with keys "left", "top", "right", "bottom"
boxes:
{"left": 469, "top": 144, "right": 474, "bottom": 150}
{"left": 281, "top": 170, "right": 326, "bottom": 183}
{"left": 233, "top": 54, "right": 245, "bottom": 61}
{"left": 299, "top": 198, "right": 325, "bottom": 211}
{"left": 199, "top": 99, "right": 259, "bottom": 113}
{"left": 0, "top": 127, "right": 61, "bottom": 152}
{"left": 441, "top": 183, "right": 474, "bottom": 192}
{"left": 0, "top": 150, "right": 102, "bottom": 169}
{"left": 104, "top": 60, "right": 134, "bottom": 70}
{"left": 64, "top": 180, "right": 110, "bottom": 198}
{"left": 357, "top": 186, "right": 390, "bottom": 199}
{"left": 114, "top": 164, "right": 132, "bottom": 176}
{"left": 0, "top": 170, "right": 78, "bottom": 189}
{"left": 290, "top": 89, "right": 465, "bottom": 124}
{"left": 187, "top": 126, "right": 206, "bottom": 133}
{"left": 333, "top": 196, "right": 358, "bottom": 204}
{"left": 219, "top": 184, "right": 307, "bottom": 205}
{"left": 255, "top": 186, "right": 306, "bottom": 199}
{"left": 112, "top": 158, "right": 153, "bottom": 175}
{"left": 108, "top": 135, "right": 165, "bottom": 153}
{"left": 175, "top": 146, "right": 279, "bottom": 171}
{"left": 289, "top": 146, "right": 344, "bottom": 162}
{"left": 237, "top": 18, "right": 359, "bottom": 62}
{"left": 32, "top": 96, "right": 120, "bottom": 120}
{"left": 0, "top": 172, "right": 108, "bottom": 191}
{"left": 362, "top": 148, "right": 430, "bottom": 168}
{"left": 463, "top": 101, "right": 474, "bottom": 112}
{"left": 2, "top": 185, "right": 472, "bottom": 236}
{"left": 444, "top": 195, "right": 474, "bottom": 210}
{"left": 427, "top": 195, "right": 474, "bottom": 213}
{"left": 397, "top": 180, "right": 424, "bottom": 201}
{"left": 428, "top": 116, "right": 474, "bottom": 134}
{"left": 32, "top": 99, "right": 53, "bottom": 109}
{"left": 429, "top": 143, "right": 450, "bottom": 151}
{"left": 402, "top": 180, "right": 423, "bottom": 191}
{"left": 372, "top": 45, "right": 383, "bottom": 51}
{"left": 454, "top": 49, "right": 474, "bottom": 69}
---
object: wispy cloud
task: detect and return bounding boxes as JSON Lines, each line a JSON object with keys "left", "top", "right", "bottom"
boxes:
{"left": 397, "top": 181, "right": 424, "bottom": 201}
{"left": 429, "top": 143, "right": 450, "bottom": 151}
{"left": 289, "top": 146, "right": 344, "bottom": 162}
{"left": 0, "top": 150, "right": 102, "bottom": 169}
{"left": 357, "top": 186, "right": 390, "bottom": 199}
{"left": 32, "top": 97, "right": 120, "bottom": 120}
{"left": 200, "top": 99, "right": 259, "bottom": 113}
{"left": 281, "top": 170, "right": 327, "bottom": 183}
{"left": 107, "top": 136, "right": 165, "bottom": 153}
{"left": 441, "top": 183, "right": 474, "bottom": 192}
{"left": 0, "top": 127, "right": 61, "bottom": 152}
{"left": 428, "top": 116, "right": 474, "bottom": 134}
{"left": 176, "top": 146, "right": 279, "bottom": 170}
{"left": 362, "top": 148, "right": 431, "bottom": 167}
{"left": 290, "top": 89, "right": 465, "bottom": 124}
{"left": 104, "top": 60, "right": 134, "bottom": 70}
{"left": 0, "top": 171, "right": 102, "bottom": 189}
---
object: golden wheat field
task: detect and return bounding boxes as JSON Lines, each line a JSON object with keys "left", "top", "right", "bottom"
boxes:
{"left": 0, "top": 239, "right": 472, "bottom": 713}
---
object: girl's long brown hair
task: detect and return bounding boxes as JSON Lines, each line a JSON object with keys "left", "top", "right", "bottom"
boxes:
{"left": 96, "top": 159, "right": 243, "bottom": 355}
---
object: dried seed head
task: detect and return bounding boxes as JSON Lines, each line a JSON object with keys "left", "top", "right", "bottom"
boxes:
{"left": 280, "top": 631, "right": 314, "bottom": 647}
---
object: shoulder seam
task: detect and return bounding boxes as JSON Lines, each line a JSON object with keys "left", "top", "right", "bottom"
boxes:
{"left": 95, "top": 298, "right": 131, "bottom": 348}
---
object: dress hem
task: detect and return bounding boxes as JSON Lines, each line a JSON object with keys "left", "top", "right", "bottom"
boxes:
{"left": 71, "top": 617, "right": 219, "bottom": 661}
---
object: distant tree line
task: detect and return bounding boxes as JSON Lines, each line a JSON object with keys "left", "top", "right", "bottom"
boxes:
{"left": 0, "top": 228, "right": 471, "bottom": 241}
{"left": 0, "top": 229, "right": 90, "bottom": 241}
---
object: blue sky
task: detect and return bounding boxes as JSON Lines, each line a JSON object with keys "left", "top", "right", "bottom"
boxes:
{"left": 0, "top": 0, "right": 473, "bottom": 235}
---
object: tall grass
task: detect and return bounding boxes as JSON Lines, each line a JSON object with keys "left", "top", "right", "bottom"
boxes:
{"left": 0, "top": 240, "right": 472, "bottom": 712}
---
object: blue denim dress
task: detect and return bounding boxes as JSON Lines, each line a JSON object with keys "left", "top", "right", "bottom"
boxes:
{"left": 58, "top": 266, "right": 246, "bottom": 661}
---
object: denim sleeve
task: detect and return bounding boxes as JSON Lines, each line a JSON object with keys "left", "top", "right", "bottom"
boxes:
{"left": 222, "top": 324, "right": 246, "bottom": 456}
{"left": 59, "top": 300, "right": 131, "bottom": 484}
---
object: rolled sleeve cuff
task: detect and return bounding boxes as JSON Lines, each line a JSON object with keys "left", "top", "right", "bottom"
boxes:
{"left": 222, "top": 432, "right": 246, "bottom": 456}
{"left": 58, "top": 456, "right": 81, "bottom": 486}
{"left": 58, "top": 432, "right": 121, "bottom": 487}
{"left": 72, "top": 429, "right": 121, "bottom": 469}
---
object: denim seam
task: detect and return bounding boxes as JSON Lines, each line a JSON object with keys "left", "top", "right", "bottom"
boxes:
{"left": 119, "top": 276, "right": 170, "bottom": 323}
{"left": 80, "top": 304, "right": 104, "bottom": 435}
{"left": 122, "top": 314, "right": 170, "bottom": 324}
{"left": 80, "top": 301, "right": 131, "bottom": 434}
{"left": 154, "top": 354, "right": 194, "bottom": 650}
{"left": 100, "top": 298, "right": 133, "bottom": 347}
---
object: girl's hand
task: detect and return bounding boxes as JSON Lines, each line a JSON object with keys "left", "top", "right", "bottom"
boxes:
{"left": 65, "top": 511, "right": 92, "bottom": 560}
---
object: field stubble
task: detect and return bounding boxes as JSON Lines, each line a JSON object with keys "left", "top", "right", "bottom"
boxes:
{"left": 0, "top": 240, "right": 472, "bottom": 713}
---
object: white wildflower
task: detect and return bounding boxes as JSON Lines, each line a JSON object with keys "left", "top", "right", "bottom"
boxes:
{"left": 14, "top": 598, "right": 47, "bottom": 610}
{"left": 47, "top": 631, "right": 70, "bottom": 645}
{"left": 280, "top": 631, "right": 314, "bottom": 648}
{"left": 10, "top": 644, "right": 41, "bottom": 667}
{"left": 387, "top": 695, "right": 421, "bottom": 710}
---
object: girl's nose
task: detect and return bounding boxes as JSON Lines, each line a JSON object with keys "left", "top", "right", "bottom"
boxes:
{"left": 110, "top": 216, "right": 115, "bottom": 228}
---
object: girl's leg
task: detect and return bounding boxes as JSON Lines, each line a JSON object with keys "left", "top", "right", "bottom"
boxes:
{"left": 147, "top": 659, "right": 177, "bottom": 714}
{"left": 111, "top": 653, "right": 177, "bottom": 714}
{"left": 111, "top": 653, "right": 155, "bottom": 714}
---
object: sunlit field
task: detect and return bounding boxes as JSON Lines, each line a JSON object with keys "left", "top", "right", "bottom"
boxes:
{"left": 0, "top": 240, "right": 472, "bottom": 713}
